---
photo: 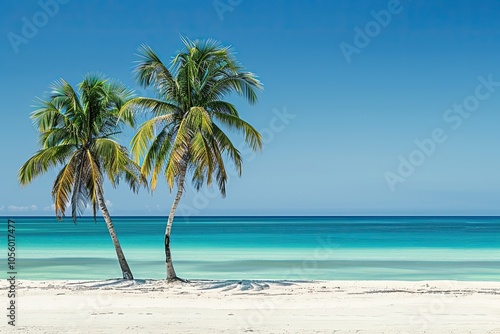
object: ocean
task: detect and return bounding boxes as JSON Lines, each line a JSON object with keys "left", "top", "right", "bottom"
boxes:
{"left": 2, "top": 216, "right": 500, "bottom": 281}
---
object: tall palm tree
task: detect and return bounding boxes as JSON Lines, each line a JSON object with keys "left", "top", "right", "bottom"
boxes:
{"left": 19, "top": 74, "right": 145, "bottom": 280}
{"left": 121, "top": 38, "right": 263, "bottom": 281}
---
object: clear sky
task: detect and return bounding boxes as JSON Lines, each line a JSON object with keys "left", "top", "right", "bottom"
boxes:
{"left": 1, "top": 0, "right": 500, "bottom": 216}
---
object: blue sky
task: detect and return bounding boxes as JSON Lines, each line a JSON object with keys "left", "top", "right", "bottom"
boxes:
{"left": 1, "top": 0, "right": 500, "bottom": 216}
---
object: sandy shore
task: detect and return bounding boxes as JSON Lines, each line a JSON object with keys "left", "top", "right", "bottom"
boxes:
{"left": 2, "top": 279, "right": 500, "bottom": 333}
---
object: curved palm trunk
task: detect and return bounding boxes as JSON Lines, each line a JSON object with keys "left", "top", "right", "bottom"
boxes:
{"left": 165, "top": 165, "right": 187, "bottom": 281}
{"left": 97, "top": 187, "right": 134, "bottom": 280}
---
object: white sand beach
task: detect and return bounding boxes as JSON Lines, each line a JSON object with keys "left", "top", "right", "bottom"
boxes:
{"left": 2, "top": 279, "right": 500, "bottom": 333}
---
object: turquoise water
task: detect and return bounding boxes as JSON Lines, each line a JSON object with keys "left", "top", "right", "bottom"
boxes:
{"left": 2, "top": 216, "right": 500, "bottom": 280}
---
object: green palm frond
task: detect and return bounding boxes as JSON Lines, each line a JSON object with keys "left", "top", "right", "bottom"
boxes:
{"left": 31, "top": 100, "right": 68, "bottom": 134}
{"left": 121, "top": 97, "right": 180, "bottom": 118}
{"left": 205, "top": 101, "right": 239, "bottom": 117}
{"left": 19, "top": 145, "right": 76, "bottom": 185}
{"left": 133, "top": 125, "right": 173, "bottom": 190}
{"left": 212, "top": 123, "right": 242, "bottom": 175}
{"left": 210, "top": 136, "right": 228, "bottom": 197}
{"left": 134, "top": 45, "right": 178, "bottom": 99}
{"left": 92, "top": 137, "right": 125, "bottom": 187}
{"left": 82, "top": 149, "right": 102, "bottom": 220}
{"left": 189, "top": 131, "right": 215, "bottom": 189}
{"left": 52, "top": 154, "right": 78, "bottom": 220}
{"left": 92, "top": 137, "right": 147, "bottom": 191}
{"left": 212, "top": 112, "right": 262, "bottom": 151}
{"left": 129, "top": 115, "right": 174, "bottom": 162}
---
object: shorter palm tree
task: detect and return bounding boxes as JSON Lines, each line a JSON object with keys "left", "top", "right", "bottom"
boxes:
{"left": 19, "top": 74, "right": 145, "bottom": 280}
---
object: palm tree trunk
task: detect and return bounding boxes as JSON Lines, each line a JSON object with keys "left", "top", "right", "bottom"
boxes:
{"left": 97, "top": 187, "right": 134, "bottom": 280}
{"left": 165, "top": 164, "right": 187, "bottom": 281}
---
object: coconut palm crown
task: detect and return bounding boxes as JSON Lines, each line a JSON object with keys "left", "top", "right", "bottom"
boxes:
{"left": 19, "top": 74, "right": 145, "bottom": 279}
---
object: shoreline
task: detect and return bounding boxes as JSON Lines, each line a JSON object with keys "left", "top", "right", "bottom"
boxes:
{"left": 4, "top": 279, "right": 500, "bottom": 333}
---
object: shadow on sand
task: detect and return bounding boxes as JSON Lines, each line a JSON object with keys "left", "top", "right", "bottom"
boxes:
{"left": 65, "top": 278, "right": 311, "bottom": 291}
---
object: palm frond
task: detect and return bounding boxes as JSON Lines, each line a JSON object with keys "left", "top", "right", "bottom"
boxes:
{"left": 51, "top": 151, "right": 79, "bottom": 220}
{"left": 120, "top": 97, "right": 180, "bottom": 118}
{"left": 213, "top": 112, "right": 262, "bottom": 151}
{"left": 19, "top": 145, "right": 76, "bottom": 185}
{"left": 212, "top": 123, "right": 242, "bottom": 175}
{"left": 70, "top": 150, "right": 90, "bottom": 221}
{"left": 134, "top": 44, "right": 178, "bottom": 99}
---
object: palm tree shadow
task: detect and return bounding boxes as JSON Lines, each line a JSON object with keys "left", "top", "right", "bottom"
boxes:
{"left": 191, "top": 279, "right": 307, "bottom": 291}
{"left": 66, "top": 279, "right": 151, "bottom": 289}
{"left": 65, "top": 279, "right": 312, "bottom": 292}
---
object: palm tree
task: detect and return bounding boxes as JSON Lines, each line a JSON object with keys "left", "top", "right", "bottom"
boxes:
{"left": 121, "top": 38, "right": 263, "bottom": 281}
{"left": 19, "top": 74, "right": 145, "bottom": 280}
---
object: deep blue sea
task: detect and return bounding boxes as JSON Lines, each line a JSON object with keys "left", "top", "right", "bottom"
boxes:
{"left": 2, "top": 216, "right": 500, "bottom": 281}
